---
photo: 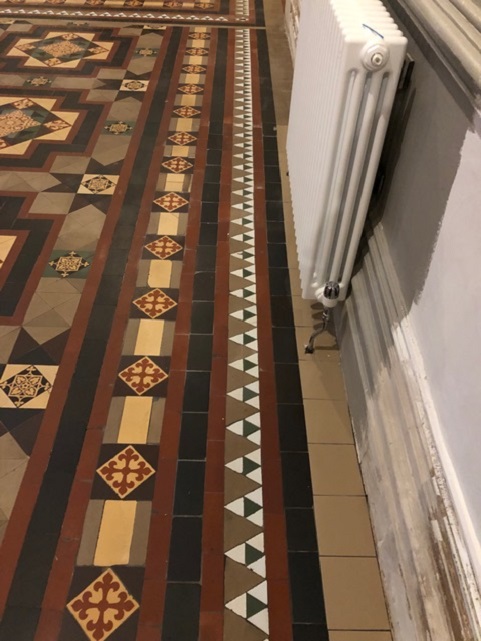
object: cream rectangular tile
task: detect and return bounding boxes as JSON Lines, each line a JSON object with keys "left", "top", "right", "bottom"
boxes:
{"left": 183, "top": 73, "right": 201, "bottom": 83}
{"left": 179, "top": 94, "right": 199, "bottom": 105}
{"left": 309, "top": 444, "right": 364, "bottom": 495}
{"left": 320, "top": 557, "right": 390, "bottom": 630}
{"left": 94, "top": 500, "right": 137, "bottom": 566}
{"left": 174, "top": 119, "right": 195, "bottom": 132}
{"left": 148, "top": 261, "right": 172, "bottom": 287}
{"left": 118, "top": 397, "right": 152, "bottom": 444}
{"left": 304, "top": 399, "right": 354, "bottom": 444}
{"left": 314, "top": 496, "right": 376, "bottom": 557}
{"left": 299, "top": 360, "right": 346, "bottom": 400}
{"left": 163, "top": 175, "right": 186, "bottom": 191}
{"left": 186, "top": 56, "right": 206, "bottom": 66}
{"left": 134, "top": 319, "right": 164, "bottom": 355}
{"left": 329, "top": 632, "right": 392, "bottom": 641}
{"left": 77, "top": 501, "right": 103, "bottom": 565}
{"left": 171, "top": 146, "right": 191, "bottom": 157}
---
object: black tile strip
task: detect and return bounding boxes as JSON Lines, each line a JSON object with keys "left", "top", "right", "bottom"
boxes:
{"left": 256, "top": 29, "right": 329, "bottom": 636}
{"left": 0, "top": 28, "right": 183, "bottom": 641}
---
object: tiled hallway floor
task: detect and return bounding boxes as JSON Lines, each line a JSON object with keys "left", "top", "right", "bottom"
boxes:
{"left": 0, "top": 1, "right": 392, "bottom": 639}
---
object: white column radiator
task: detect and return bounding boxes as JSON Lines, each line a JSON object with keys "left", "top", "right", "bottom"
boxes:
{"left": 286, "top": 0, "right": 407, "bottom": 304}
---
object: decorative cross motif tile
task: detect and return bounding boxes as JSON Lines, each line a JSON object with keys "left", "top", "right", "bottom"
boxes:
{"left": 133, "top": 289, "right": 177, "bottom": 319}
{"left": 49, "top": 251, "right": 90, "bottom": 277}
{"left": 173, "top": 106, "right": 200, "bottom": 118}
{"left": 154, "top": 192, "right": 189, "bottom": 212}
{"left": 103, "top": 121, "right": 133, "bottom": 135}
{"left": 144, "top": 236, "right": 182, "bottom": 259}
{"left": 67, "top": 569, "right": 139, "bottom": 641}
{"left": 185, "top": 48, "right": 209, "bottom": 56}
{"left": 79, "top": 175, "right": 118, "bottom": 195}
{"left": 97, "top": 445, "right": 155, "bottom": 498}
{"left": 120, "top": 79, "right": 148, "bottom": 92}
{"left": 168, "top": 132, "right": 197, "bottom": 146}
{"left": 0, "top": 364, "right": 56, "bottom": 409}
{"left": 178, "top": 84, "right": 204, "bottom": 94}
{"left": 182, "top": 65, "right": 206, "bottom": 73}
{"left": 161, "top": 157, "right": 193, "bottom": 173}
{"left": 118, "top": 357, "right": 168, "bottom": 395}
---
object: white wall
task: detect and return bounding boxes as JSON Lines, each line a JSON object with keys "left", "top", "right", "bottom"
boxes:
{"left": 409, "top": 125, "right": 481, "bottom": 577}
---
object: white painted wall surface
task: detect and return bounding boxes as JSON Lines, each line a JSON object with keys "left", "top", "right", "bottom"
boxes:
{"left": 409, "top": 125, "right": 481, "bottom": 579}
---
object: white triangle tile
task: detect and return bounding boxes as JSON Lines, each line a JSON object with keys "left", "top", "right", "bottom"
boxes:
{"left": 248, "top": 610, "right": 269, "bottom": 634}
{"left": 226, "top": 593, "right": 246, "bottom": 618}
{"left": 249, "top": 556, "right": 266, "bottom": 578}
{"left": 249, "top": 580, "right": 268, "bottom": 605}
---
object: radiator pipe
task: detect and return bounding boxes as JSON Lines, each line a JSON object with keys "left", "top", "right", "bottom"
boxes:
{"left": 305, "top": 282, "right": 340, "bottom": 354}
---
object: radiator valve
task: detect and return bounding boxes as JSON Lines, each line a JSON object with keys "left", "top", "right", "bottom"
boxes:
{"left": 362, "top": 43, "right": 389, "bottom": 71}
{"left": 315, "top": 281, "right": 340, "bottom": 308}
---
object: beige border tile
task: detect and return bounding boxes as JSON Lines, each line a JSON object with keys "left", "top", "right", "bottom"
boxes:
{"left": 314, "top": 496, "right": 376, "bottom": 556}
{"left": 329, "top": 632, "right": 392, "bottom": 641}
{"left": 309, "top": 444, "right": 364, "bottom": 495}
{"left": 304, "top": 399, "right": 353, "bottom": 444}
{"left": 299, "top": 360, "right": 346, "bottom": 400}
{"left": 320, "top": 556, "right": 390, "bottom": 630}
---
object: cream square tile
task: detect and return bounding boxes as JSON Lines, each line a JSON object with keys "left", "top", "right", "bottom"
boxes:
{"left": 179, "top": 94, "right": 198, "bottom": 106}
{"left": 309, "top": 444, "right": 364, "bottom": 495}
{"left": 314, "top": 496, "right": 376, "bottom": 556}
{"left": 320, "top": 557, "right": 390, "bottom": 630}
{"left": 299, "top": 360, "right": 346, "bottom": 400}
{"left": 329, "top": 631, "right": 392, "bottom": 641}
{"left": 304, "top": 399, "right": 353, "bottom": 444}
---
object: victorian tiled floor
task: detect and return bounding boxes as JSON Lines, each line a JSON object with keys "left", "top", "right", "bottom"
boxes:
{"left": 0, "top": 0, "right": 392, "bottom": 639}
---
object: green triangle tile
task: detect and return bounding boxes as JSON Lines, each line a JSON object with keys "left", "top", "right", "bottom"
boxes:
{"left": 245, "top": 544, "right": 264, "bottom": 567}
{"left": 246, "top": 594, "right": 266, "bottom": 619}
{"left": 244, "top": 497, "right": 261, "bottom": 518}
{"left": 243, "top": 457, "right": 260, "bottom": 476}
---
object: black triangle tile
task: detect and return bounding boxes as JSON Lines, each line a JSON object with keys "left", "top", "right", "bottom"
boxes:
{"left": 0, "top": 408, "right": 43, "bottom": 433}
{"left": 9, "top": 412, "right": 43, "bottom": 456}
{"left": 41, "top": 330, "right": 69, "bottom": 364}
{"left": 10, "top": 329, "right": 40, "bottom": 362}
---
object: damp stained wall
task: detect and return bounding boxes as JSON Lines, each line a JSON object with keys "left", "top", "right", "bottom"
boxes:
{"left": 375, "top": 6, "right": 481, "bottom": 577}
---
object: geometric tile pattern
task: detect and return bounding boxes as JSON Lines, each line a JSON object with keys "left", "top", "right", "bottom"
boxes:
{"left": 67, "top": 568, "right": 139, "bottom": 641}
{"left": 9, "top": 32, "right": 113, "bottom": 69}
{"left": 65, "top": 25, "right": 211, "bottom": 640}
{"left": 224, "top": 29, "right": 269, "bottom": 640}
{"left": 0, "top": 96, "right": 79, "bottom": 155}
